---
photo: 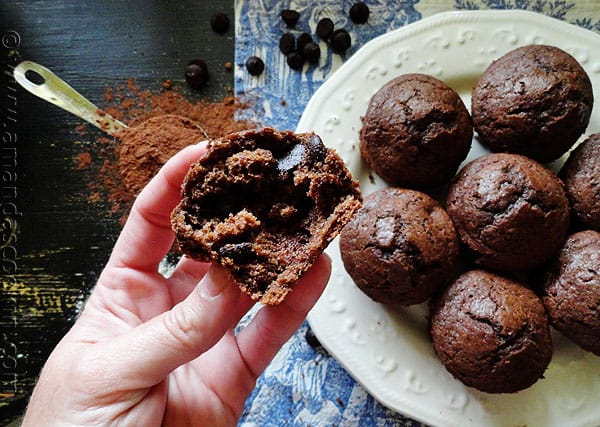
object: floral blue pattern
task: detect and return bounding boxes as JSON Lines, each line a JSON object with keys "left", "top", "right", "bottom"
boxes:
{"left": 234, "top": 1, "right": 421, "bottom": 131}
{"left": 235, "top": 1, "right": 595, "bottom": 425}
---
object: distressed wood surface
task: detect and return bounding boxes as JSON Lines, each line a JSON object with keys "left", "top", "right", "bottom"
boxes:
{"left": 0, "top": 1, "right": 234, "bottom": 423}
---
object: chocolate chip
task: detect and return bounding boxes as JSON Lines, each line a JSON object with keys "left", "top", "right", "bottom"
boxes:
{"left": 210, "top": 12, "right": 230, "bottom": 33}
{"left": 281, "top": 9, "right": 300, "bottom": 28}
{"left": 279, "top": 32, "right": 296, "bottom": 55}
{"left": 245, "top": 56, "right": 265, "bottom": 76}
{"left": 278, "top": 135, "right": 326, "bottom": 173}
{"left": 286, "top": 51, "right": 305, "bottom": 71}
{"left": 185, "top": 59, "right": 209, "bottom": 89}
{"left": 330, "top": 29, "right": 351, "bottom": 53}
{"left": 316, "top": 18, "right": 334, "bottom": 39}
{"left": 307, "top": 134, "right": 327, "bottom": 164}
{"left": 349, "top": 2, "right": 369, "bottom": 24}
{"left": 297, "top": 32, "right": 313, "bottom": 52}
{"left": 278, "top": 143, "right": 306, "bottom": 173}
{"left": 218, "top": 242, "right": 256, "bottom": 263}
{"left": 302, "top": 42, "right": 320, "bottom": 64}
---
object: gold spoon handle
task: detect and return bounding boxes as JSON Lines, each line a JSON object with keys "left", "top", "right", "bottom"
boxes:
{"left": 13, "top": 60, "right": 127, "bottom": 135}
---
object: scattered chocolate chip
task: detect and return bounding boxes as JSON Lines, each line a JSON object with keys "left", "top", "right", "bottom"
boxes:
{"left": 316, "top": 18, "right": 334, "bottom": 39}
{"left": 185, "top": 59, "right": 209, "bottom": 89}
{"left": 330, "top": 29, "right": 351, "bottom": 53}
{"left": 218, "top": 242, "right": 256, "bottom": 263}
{"left": 281, "top": 9, "right": 300, "bottom": 28}
{"left": 210, "top": 12, "right": 230, "bottom": 33}
{"left": 286, "top": 51, "right": 305, "bottom": 70}
{"left": 245, "top": 56, "right": 265, "bottom": 76}
{"left": 349, "top": 2, "right": 370, "bottom": 24}
{"left": 279, "top": 32, "right": 296, "bottom": 55}
{"left": 302, "top": 42, "right": 320, "bottom": 64}
{"left": 224, "top": 62, "right": 233, "bottom": 72}
{"left": 305, "top": 327, "right": 323, "bottom": 349}
{"left": 297, "top": 32, "right": 313, "bottom": 52}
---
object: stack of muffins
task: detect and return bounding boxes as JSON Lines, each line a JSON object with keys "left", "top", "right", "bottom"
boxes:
{"left": 339, "top": 45, "right": 599, "bottom": 393}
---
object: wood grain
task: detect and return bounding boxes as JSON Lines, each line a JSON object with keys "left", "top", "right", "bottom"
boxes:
{"left": 0, "top": 1, "right": 234, "bottom": 423}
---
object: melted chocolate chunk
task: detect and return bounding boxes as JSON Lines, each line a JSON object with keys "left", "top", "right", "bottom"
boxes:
{"left": 307, "top": 134, "right": 327, "bottom": 163}
{"left": 278, "top": 143, "right": 306, "bottom": 173}
{"left": 218, "top": 242, "right": 256, "bottom": 263}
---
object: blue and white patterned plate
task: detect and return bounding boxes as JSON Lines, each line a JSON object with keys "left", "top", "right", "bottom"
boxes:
{"left": 299, "top": 10, "right": 600, "bottom": 427}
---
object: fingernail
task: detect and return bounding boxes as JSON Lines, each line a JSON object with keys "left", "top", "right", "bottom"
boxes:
{"left": 199, "top": 264, "right": 230, "bottom": 299}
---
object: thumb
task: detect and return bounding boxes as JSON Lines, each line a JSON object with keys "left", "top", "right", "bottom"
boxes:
{"left": 99, "top": 264, "right": 241, "bottom": 388}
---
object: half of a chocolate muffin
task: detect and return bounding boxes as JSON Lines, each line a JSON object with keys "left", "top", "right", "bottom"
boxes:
{"left": 171, "top": 128, "right": 362, "bottom": 305}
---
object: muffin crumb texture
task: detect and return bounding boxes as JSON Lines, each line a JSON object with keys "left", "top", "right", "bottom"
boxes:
{"left": 171, "top": 128, "right": 362, "bottom": 305}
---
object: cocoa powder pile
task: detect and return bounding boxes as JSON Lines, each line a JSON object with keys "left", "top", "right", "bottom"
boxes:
{"left": 80, "top": 80, "right": 257, "bottom": 218}
{"left": 116, "top": 114, "right": 207, "bottom": 197}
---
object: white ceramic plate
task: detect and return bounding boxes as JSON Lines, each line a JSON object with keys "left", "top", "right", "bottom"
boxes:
{"left": 299, "top": 10, "right": 600, "bottom": 427}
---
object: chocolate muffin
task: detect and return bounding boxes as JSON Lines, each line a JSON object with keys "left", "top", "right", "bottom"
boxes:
{"left": 471, "top": 45, "right": 593, "bottom": 163}
{"left": 430, "top": 269, "right": 553, "bottom": 393}
{"left": 539, "top": 230, "right": 600, "bottom": 356}
{"left": 339, "top": 188, "right": 460, "bottom": 305}
{"left": 447, "top": 153, "right": 569, "bottom": 272}
{"left": 171, "top": 128, "right": 362, "bottom": 305}
{"left": 560, "top": 134, "right": 600, "bottom": 230}
{"left": 359, "top": 73, "right": 472, "bottom": 189}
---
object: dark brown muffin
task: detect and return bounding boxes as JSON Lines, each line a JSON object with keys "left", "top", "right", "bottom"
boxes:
{"left": 471, "top": 45, "right": 593, "bottom": 163}
{"left": 447, "top": 153, "right": 569, "bottom": 272}
{"left": 171, "top": 128, "right": 362, "bottom": 305}
{"left": 560, "top": 134, "right": 600, "bottom": 230}
{"left": 430, "top": 269, "right": 553, "bottom": 393}
{"left": 539, "top": 230, "right": 600, "bottom": 355}
{"left": 359, "top": 73, "right": 472, "bottom": 189}
{"left": 339, "top": 187, "right": 460, "bottom": 305}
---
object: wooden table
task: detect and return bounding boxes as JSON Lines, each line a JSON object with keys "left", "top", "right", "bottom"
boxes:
{"left": 0, "top": 1, "right": 234, "bottom": 423}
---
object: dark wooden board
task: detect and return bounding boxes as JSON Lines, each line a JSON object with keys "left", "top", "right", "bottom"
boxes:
{"left": 0, "top": 1, "right": 234, "bottom": 423}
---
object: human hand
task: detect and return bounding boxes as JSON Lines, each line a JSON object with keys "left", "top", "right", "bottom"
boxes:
{"left": 22, "top": 142, "right": 331, "bottom": 427}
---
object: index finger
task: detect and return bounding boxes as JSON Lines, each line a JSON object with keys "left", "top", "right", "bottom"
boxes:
{"left": 108, "top": 142, "right": 206, "bottom": 271}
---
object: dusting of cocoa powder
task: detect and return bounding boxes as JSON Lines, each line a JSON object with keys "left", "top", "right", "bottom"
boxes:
{"left": 116, "top": 114, "right": 207, "bottom": 196}
{"left": 80, "top": 79, "right": 257, "bottom": 220}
